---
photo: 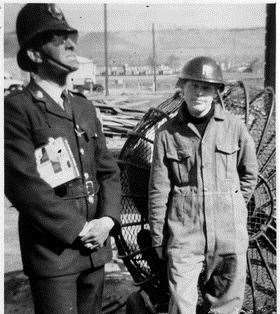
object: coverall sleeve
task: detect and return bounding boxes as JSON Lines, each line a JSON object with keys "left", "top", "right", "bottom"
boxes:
{"left": 4, "top": 97, "right": 86, "bottom": 245}
{"left": 237, "top": 121, "right": 258, "bottom": 203}
{"left": 148, "top": 131, "right": 171, "bottom": 247}
{"left": 94, "top": 113, "right": 121, "bottom": 235}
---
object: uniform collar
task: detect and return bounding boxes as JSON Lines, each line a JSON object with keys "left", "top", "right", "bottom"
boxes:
{"left": 33, "top": 74, "right": 66, "bottom": 108}
{"left": 27, "top": 79, "right": 72, "bottom": 120}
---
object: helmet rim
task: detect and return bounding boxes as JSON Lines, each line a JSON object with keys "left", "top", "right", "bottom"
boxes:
{"left": 178, "top": 56, "right": 225, "bottom": 92}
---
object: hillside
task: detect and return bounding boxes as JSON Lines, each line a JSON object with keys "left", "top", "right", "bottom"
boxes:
{"left": 5, "top": 27, "right": 265, "bottom": 67}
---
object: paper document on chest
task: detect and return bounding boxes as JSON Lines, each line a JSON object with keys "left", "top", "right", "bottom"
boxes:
{"left": 35, "top": 137, "right": 80, "bottom": 188}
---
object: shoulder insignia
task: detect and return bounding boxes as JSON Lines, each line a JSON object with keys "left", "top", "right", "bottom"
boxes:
{"left": 35, "top": 90, "right": 44, "bottom": 99}
{"left": 27, "top": 88, "right": 46, "bottom": 102}
{"left": 4, "top": 88, "right": 25, "bottom": 100}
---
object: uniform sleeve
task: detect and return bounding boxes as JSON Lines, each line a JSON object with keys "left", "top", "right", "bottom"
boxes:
{"left": 148, "top": 131, "right": 171, "bottom": 247}
{"left": 5, "top": 97, "right": 86, "bottom": 245}
{"left": 94, "top": 113, "right": 121, "bottom": 235}
{"left": 237, "top": 121, "right": 258, "bottom": 203}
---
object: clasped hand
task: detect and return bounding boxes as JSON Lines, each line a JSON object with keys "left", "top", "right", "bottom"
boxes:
{"left": 78, "top": 217, "right": 114, "bottom": 250}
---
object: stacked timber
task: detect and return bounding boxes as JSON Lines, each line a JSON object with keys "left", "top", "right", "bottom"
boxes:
{"left": 93, "top": 100, "right": 147, "bottom": 138}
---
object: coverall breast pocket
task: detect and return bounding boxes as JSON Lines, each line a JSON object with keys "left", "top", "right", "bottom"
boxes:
{"left": 166, "top": 150, "right": 191, "bottom": 184}
{"left": 216, "top": 144, "right": 240, "bottom": 179}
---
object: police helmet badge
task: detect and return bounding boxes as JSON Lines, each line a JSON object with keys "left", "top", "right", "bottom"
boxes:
{"left": 47, "top": 4, "right": 65, "bottom": 21}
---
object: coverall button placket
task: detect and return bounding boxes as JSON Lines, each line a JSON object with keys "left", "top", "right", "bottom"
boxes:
{"left": 201, "top": 134, "right": 215, "bottom": 254}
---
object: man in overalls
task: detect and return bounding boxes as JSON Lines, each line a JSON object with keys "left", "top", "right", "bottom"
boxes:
{"left": 149, "top": 56, "right": 258, "bottom": 313}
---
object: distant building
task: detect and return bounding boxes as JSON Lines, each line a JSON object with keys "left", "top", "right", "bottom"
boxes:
{"left": 96, "top": 64, "right": 175, "bottom": 76}
{"left": 157, "top": 65, "right": 173, "bottom": 75}
{"left": 68, "top": 56, "right": 96, "bottom": 88}
{"left": 4, "top": 56, "right": 97, "bottom": 88}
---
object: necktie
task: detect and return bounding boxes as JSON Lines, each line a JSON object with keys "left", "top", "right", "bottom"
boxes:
{"left": 61, "top": 90, "right": 72, "bottom": 117}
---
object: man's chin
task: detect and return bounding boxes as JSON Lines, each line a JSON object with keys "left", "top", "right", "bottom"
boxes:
{"left": 64, "top": 57, "right": 79, "bottom": 70}
{"left": 191, "top": 104, "right": 206, "bottom": 112}
{"left": 192, "top": 101, "right": 207, "bottom": 107}
{"left": 67, "top": 61, "right": 79, "bottom": 72}
{"left": 68, "top": 64, "right": 79, "bottom": 72}
{"left": 189, "top": 106, "right": 209, "bottom": 117}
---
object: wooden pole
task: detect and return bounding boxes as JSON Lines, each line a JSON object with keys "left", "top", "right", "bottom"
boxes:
{"left": 264, "top": 4, "right": 275, "bottom": 90}
{"left": 152, "top": 23, "right": 157, "bottom": 92}
{"left": 104, "top": 3, "right": 109, "bottom": 96}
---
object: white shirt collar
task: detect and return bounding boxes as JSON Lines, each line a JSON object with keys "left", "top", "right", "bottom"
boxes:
{"left": 33, "top": 74, "right": 66, "bottom": 109}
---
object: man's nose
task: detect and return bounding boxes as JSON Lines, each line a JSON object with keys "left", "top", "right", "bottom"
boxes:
{"left": 65, "top": 38, "right": 76, "bottom": 50}
{"left": 195, "top": 88, "right": 203, "bottom": 96}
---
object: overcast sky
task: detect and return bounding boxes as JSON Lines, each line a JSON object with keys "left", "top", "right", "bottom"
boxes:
{"left": 4, "top": 3, "right": 266, "bottom": 33}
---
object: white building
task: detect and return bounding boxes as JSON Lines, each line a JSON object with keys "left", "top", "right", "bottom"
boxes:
{"left": 67, "top": 56, "right": 96, "bottom": 88}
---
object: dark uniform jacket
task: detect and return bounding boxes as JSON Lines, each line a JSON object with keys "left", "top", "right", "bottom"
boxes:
{"left": 5, "top": 81, "right": 121, "bottom": 277}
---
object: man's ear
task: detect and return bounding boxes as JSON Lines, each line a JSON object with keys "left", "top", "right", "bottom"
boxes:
{"left": 26, "top": 49, "right": 43, "bottom": 64}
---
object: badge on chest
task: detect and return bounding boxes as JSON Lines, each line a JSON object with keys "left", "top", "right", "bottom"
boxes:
{"left": 35, "top": 137, "right": 80, "bottom": 188}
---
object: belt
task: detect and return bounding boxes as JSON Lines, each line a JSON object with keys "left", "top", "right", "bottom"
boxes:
{"left": 54, "top": 180, "right": 99, "bottom": 199}
{"left": 85, "top": 180, "right": 95, "bottom": 197}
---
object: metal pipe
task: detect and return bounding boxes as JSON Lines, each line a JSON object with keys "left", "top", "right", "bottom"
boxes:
{"left": 256, "top": 88, "right": 275, "bottom": 155}
{"left": 152, "top": 23, "right": 157, "bottom": 92}
{"left": 265, "top": 4, "right": 276, "bottom": 89}
{"left": 104, "top": 3, "right": 109, "bottom": 96}
{"left": 259, "top": 147, "right": 276, "bottom": 175}
{"left": 239, "top": 81, "right": 249, "bottom": 127}
{"left": 246, "top": 250, "right": 257, "bottom": 314}
{"left": 255, "top": 239, "right": 276, "bottom": 290}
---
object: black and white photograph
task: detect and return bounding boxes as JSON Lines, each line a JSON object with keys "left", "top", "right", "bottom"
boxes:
{"left": 3, "top": 2, "right": 276, "bottom": 313}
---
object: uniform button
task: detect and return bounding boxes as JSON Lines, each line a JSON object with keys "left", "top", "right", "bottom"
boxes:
{"left": 88, "top": 195, "right": 94, "bottom": 203}
{"left": 80, "top": 148, "right": 85, "bottom": 155}
{"left": 84, "top": 172, "right": 89, "bottom": 179}
{"left": 204, "top": 188, "right": 208, "bottom": 192}
{"left": 35, "top": 90, "right": 43, "bottom": 98}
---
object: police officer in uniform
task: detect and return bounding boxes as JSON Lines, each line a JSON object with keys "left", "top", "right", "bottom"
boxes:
{"left": 5, "top": 4, "right": 121, "bottom": 313}
{"left": 149, "top": 57, "right": 258, "bottom": 313}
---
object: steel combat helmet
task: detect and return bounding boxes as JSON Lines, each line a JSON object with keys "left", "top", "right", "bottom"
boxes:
{"left": 177, "top": 56, "right": 225, "bottom": 92}
{"left": 16, "top": 3, "right": 78, "bottom": 71}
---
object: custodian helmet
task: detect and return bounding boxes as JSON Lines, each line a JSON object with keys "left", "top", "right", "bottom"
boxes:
{"left": 16, "top": 3, "right": 78, "bottom": 72}
{"left": 177, "top": 56, "right": 225, "bottom": 92}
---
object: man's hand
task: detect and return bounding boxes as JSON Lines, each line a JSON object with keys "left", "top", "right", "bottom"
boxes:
{"left": 79, "top": 217, "right": 114, "bottom": 250}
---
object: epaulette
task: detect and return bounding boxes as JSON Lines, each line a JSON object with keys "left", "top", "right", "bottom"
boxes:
{"left": 4, "top": 88, "right": 26, "bottom": 100}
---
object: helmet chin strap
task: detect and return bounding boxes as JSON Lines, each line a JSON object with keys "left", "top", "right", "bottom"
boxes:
{"left": 41, "top": 51, "right": 78, "bottom": 73}
{"left": 217, "top": 89, "right": 225, "bottom": 109}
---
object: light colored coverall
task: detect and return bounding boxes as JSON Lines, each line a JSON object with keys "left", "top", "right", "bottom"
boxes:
{"left": 148, "top": 101, "right": 258, "bottom": 314}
